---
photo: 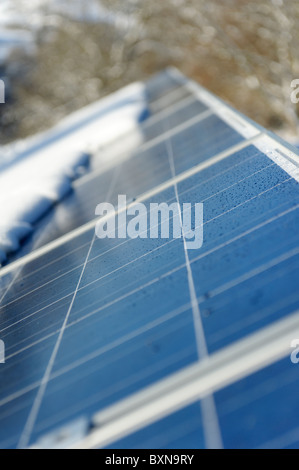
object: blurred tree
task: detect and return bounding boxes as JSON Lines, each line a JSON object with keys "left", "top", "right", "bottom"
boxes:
{"left": 1, "top": 0, "right": 299, "bottom": 143}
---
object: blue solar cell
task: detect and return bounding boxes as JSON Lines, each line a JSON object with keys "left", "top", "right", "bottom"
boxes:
{"left": 203, "top": 252, "right": 299, "bottom": 352}
{"left": 171, "top": 114, "right": 244, "bottom": 173}
{"left": 215, "top": 357, "right": 299, "bottom": 449}
{"left": 143, "top": 99, "right": 208, "bottom": 141}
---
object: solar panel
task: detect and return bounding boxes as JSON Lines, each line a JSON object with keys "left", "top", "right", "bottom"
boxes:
{"left": 0, "top": 68, "right": 299, "bottom": 449}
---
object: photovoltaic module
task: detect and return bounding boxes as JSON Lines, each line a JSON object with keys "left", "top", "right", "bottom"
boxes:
{"left": 0, "top": 69, "right": 299, "bottom": 449}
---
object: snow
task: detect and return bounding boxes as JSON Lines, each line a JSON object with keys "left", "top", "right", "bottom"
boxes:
{"left": 0, "top": 28, "right": 35, "bottom": 64}
{"left": 0, "top": 81, "right": 148, "bottom": 264}
{"left": 0, "top": 0, "right": 125, "bottom": 28}
{"left": 0, "top": 0, "right": 135, "bottom": 64}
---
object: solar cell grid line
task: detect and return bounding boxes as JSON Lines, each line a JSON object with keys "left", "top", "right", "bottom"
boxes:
{"left": 145, "top": 73, "right": 183, "bottom": 100}
{"left": 141, "top": 93, "right": 196, "bottom": 130}
{"left": 165, "top": 128, "right": 223, "bottom": 449}
{"left": 141, "top": 100, "right": 209, "bottom": 144}
{"left": 145, "top": 72, "right": 182, "bottom": 98}
{"left": 167, "top": 117, "right": 245, "bottom": 175}
{"left": 145, "top": 72, "right": 190, "bottom": 109}
{"left": 148, "top": 85, "right": 193, "bottom": 113}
